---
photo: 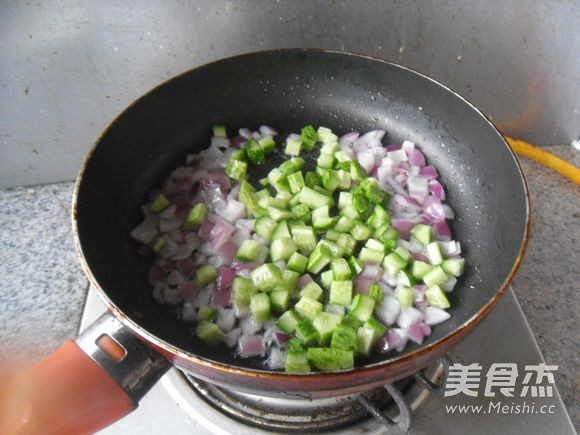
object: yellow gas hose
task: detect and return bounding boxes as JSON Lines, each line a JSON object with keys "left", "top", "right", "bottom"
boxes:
{"left": 505, "top": 136, "right": 580, "bottom": 185}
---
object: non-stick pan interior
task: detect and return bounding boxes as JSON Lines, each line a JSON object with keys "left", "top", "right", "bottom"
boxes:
{"left": 75, "top": 50, "right": 528, "bottom": 370}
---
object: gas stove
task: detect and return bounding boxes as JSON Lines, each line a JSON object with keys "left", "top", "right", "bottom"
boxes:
{"left": 80, "top": 287, "right": 574, "bottom": 434}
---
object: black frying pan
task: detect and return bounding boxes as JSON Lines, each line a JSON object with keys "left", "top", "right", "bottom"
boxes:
{"left": 1, "top": 50, "right": 529, "bottom": 434}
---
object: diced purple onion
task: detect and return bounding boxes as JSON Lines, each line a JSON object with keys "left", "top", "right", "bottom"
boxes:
{"left": 407, "top": 322, "right": 432, "bottom": 344}
{"left": 223, "top": 328, "right": 242, "bottom": 347}
{"left": 259, "top": 125, "right": 278, "bottom": 136}
{"left": 441, "top": 276, "right": 457, "bottom": 293}
{"left": 177, "top": 258, "right": 196, "bottom": 277}
{"left": 419, "top": 166, "right": 438, "bottom": 179}
{"left": 360, "top": 264, "right": 383, "bottom": 280}
{"left": 298, "top": 273, "right": 314, "bottom": 289}
{"left": 217, "top": 267, "right": 236, "bottom": 291}
{"left": 355, "top": 277, "right": 375, "bottom": 295}
{"left": 238, "top": 334, "right": 266, "bottom": 358}
{"left": 424, "top": 203, "right": 446, "bottom": 223}
{"left": 375, "top": 295, "right": 401, "bottom": 326}
{"left": 266, "top": 348, "right": 285, "bottom": 370}
{"left": 386, "top": 144, "right": 401, "bottom": 152}
{"left": 357, "top": 149, "right": 376, "bottom": 172}
{"left": 414, "top": 252, "right": 431, "bottom": 264}
{"left": 170, "top": 243, "right": 196, "bottom": 261}
{"left": 274, "top": 332, "right": 292, "bottom": 346}
{"left": 240, "top": 316, "right": 262, "bottom": 335}
{"left": 216, "top": 308, "right": 236, "bottom": 332}
{"left": 408, "top": 149, "right": 426, "bottom": 167}
{"left": 217, "top": 199, "right": 245, "bottom": 223}
{"left": 424, "top": 307, "right": 451, "bottom": 326}
{"left": 231, "top": 136, "right": 247, "bottom": 148}
{"left": 209, "top": 219, "right": 235, "bottom": 250}
{"left": 433, "top": 221, "right": 452, "bottom": 240}
{"left": 216, "top": 240, "right": 237, "bottom": 265}
{"left": 428, "top": 180, "right": 446, "bottom": 200}
{"left": 148, "top": 266, "right": 166, "bottom": 284}
{"left": 340, "top": 131, "right": 360, "bottom": 143}
{"left": 397, "top": 307, "right": 425, "bottom": 328}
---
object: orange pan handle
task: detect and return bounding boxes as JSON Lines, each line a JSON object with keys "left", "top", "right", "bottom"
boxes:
{"left": 0, "top": 313, "right": 170, "bottom": 435}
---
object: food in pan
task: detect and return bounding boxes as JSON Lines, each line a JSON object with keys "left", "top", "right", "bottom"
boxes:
{"left": 130, "top": 124, "right": 465, "bottom": 372}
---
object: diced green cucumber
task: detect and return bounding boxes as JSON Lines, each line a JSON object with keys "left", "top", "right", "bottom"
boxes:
{"left": 331, "top": 258, "right": 352, "bottom": 280}
{"left": 306, "top": 245, "right": 332, "bottom": 274}
{"left": 280, "top": 270, "right": 300, "bottom": 295}
{"left": 341, "top": 314, "right": 362, "bottom": 330}
{"left": 318, "top": 239, "right": 344, "bottom": 258}
{"left": 425, "top": 285, "right": 451, "bottom": 309}
{"left": 334, "top": 216, "right": 355, "bottom": 233}
{"left": 335, "top": 170, "right": 352, "bottom": 190}
{"left": 349, "top": 294, "right": 376, "bottom": 322}
{"left": 347, "top": 256, "right": 363, "bottom": 275}
{"left": 358, "top": 247, "right": 385, "bottom": 265}
{"left": 334, "top": 149, "right": 353, "bottom": 163}
{"left": 356, "top": 325, "right": 376, "bottom": 356}
{"left": 304, "top": 171, "right": 322, "bottom": 188}
{"left": 290, "top": 225, "right": 318, "bottom": 255}
{"left": 317, "top": 126, "right": 338, "bottom": 145}
{"left": 272, "top": 220, "right": 292, "bottom": 240}
{"left": 246, "top": 138, "right": 265, "bottom": 164}
{"left": 196, "top": 322, "right": 224, "bottom": 346}
{"left": 364, "top": 317, "right": 388, "bottom": 342}
{"left": 286, "top": 338, "right": 305, "bottom": 353}
{"left": 285, "top": 351, "right": 311, "bottom": 373}
{"left": 340, "top": 204, "right": 360, "bottom": 220}
{"left": 277, "top": 310, "right": 302, "bottom": 333}
{"left": 330, "top": 325, "right": 358, "bottom": 352}
{"left": 151, "top": 194, "right": 170, "bottom": 213}
{"left": 365, "top": 238, "right": 385, "bottom": 252}
{"left": 258, "top": 196, "right": 288, "bottom": 209}
{"left": 255, "top": 216, "right": 277, "bottom": 240}
{"left": 236, "top": 239, "right": 263, "bottom": 262}
{"left": 184, "top": 203, "right": 207, "bottom": 229}
{"left": 411, "top": 224, "right": 433, "bottom": 245}
{"left": 350, "top": 160, "right": 367, "bottom": 182}
{"left": 397, "top": 269, "right": 416, "bottom": 287}
{"left": 225, "top": 159, "right": 248, "bottom": 181}
{"left": 197, "top": 305, "right": 217, "bottom": 322}
{"left": 267, "top": 206, "right": 295, "bottom": 222}
{"left": 442, "top": 258, "right": 465, "bottom": 277}
{"left": 295, "top": 320, "right": 319, "bottom": 345}
{"left": 383, "top": 252, "right": 407, "bottom": 277}
{"left": 213, "top": 125, "right": 227, "bottom": 137}
{"left": 426, "top": 242, "right": 444, "bottom": 265}
{"left": 411, "top": 260, "right": 434, "bottom": 280}
{"left": 317, "top": 153, "right": 335, "bottom": 169}
{"left": 325, "top": 229, "right": 340, "bottom": 242}
{"left": 287, "top": 171, "right": 305, "bottom": 194}
{"left": 313, "top": 312, "right": 343, "bottom": 344}
{"left": 239, "top": 181, "right": 266, "bottom": 217}
{"left": 329, "top": 281, "right": 353, "bottom": 307}
{"left": 258, "top": 136, "right": 276, "bottom": 153}
{"left": 270, "top": 237, "right": 297, "bottom": 262}
{"left": 394, "top": 247, "right": 412, "bottom": 262}
{"left": 250, "top": 292, "right": 271, "bottom": 323}
{"left": 336, "top": 233, "right": 357, "bottom": 256}
{"left": 151, "top": 236, "right": 166, "bottom": 252}
{"left": 196, "top": 265, "right": 218, "bottom": 287}
{"left": 350, "top": 222, "right": 372, "bottom": 241}
{"left": 320, "top": 270, "right": 334, "bottom": 289}
{"left": 395, "top": 286, "right": 415, "bottom": 308}
{"left": 369, "top": 283, "right": 383, "bottom": 304}
{"left": 299, "top": 125, "right": 318, "bottom": 149}
{"left": 270, "top": 290, "right": 290, "bottom": 313}
{"left": 297, "top": 186, "right": 334, "bottom": 209}
{"left": 291, "top": 204, "right": 312, "bottom": 222}
{"left": 287, "top": 252, "right": 308, "bottom": 273}
{"left": 422, "top": 266, "right": 449, "bottom": 287}
{"left": 300, "top": 281, "right": 324, "bottom": 301}
{"left": 251, "top": 263, "right": 283, "bottom": 291}
{"left": 285, "top": 136, "right": 302, "bottom": 156}
{"left": 307, "top": 348, "right": 354, "bottom": 371}
{"left": 338, "top": 192, "right": 353, "bottom": 209}
{"left": 232, "top": 277, "right": 258, "bottom": 309}
{"left": 295, "top": 296, "right": 323, "bottom": 320}
{"left": 313, "top": 216, "right": 337, "bottom": 231}
{"left": 325, "top": 304, "right": 346, "bottom": 315}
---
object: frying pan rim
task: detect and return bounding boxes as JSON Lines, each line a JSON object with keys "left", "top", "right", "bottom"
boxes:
{"left": 72, "top": 48, "right": 531, "bottom": 378}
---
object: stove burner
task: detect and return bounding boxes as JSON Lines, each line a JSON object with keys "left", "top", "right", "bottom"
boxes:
{"left": 182, "top": 358, "right": 449, "bottom": 433}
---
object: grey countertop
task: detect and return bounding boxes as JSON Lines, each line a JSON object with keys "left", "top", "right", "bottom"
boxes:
{"left": 0, "top": 146, "right": 578, "bottom": 428}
